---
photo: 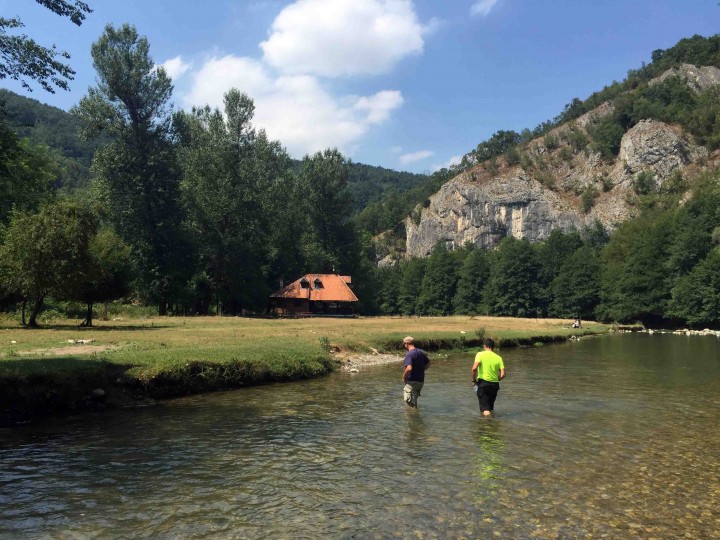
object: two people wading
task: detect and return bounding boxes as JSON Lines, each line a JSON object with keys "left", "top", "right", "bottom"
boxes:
{"left": 401, "top": 336, "right": 506, "bottom": 416}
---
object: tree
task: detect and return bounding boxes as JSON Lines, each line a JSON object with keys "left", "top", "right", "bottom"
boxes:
{"left": 484, "top": 237, "right": 542, "bottom": 317}
{"left": 535, "top": 229, "right": 585, "bottom": 314}
{"left": 74, "top": 24, "right": 187, "bottom": 314}
{"left": 68, "top": 228, "right": 132, "bottom": 326}
{"left": 375, "top": 264, "right": 401, "bottom": 314}
{"left": 417, "top": 242, "right": 458, "bottom": 315}
{"left": 0, "top": 0, "right": 92, "bottom": 93}
{"left": 549, "top": 246, "right": 601, "bottom": 320}
{"left": 398, "top": 258, "right": 426, "bottom": 315}
{"left": 0, "top": 119, "right": 57, "bottom": 225}
{"left": 453, "top": 246, "right": 489, "bottom": 315}
{"left": 0, "top": 200, "right": 96, "bottom": 327}
{"left": 298, "top": 149, "right": 358, "bottom": 273}
{"left": 175, "top": 89, "right": 290, "bottom": 313}
{"left": 669, "top": 248, "right": 720, "bottom": 328}
{"left": 596, "top": 213, "right": 673, "bottom": 325}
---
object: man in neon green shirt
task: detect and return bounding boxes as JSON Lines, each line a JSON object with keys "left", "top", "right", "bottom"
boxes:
{"left": 471, "top": 338, "right": 506, "bottom": 416}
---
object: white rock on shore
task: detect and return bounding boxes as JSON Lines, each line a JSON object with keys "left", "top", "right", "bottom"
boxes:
{"left": 336, "top": 353, "right": 403, "bottom": 372}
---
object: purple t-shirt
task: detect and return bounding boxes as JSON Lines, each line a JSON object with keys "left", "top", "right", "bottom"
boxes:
{"left": 403, "top": 348, "right": 429, "bottom": 382}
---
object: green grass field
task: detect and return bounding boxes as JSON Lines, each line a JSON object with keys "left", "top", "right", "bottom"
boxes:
{"left": 0, "top": 315, "right": 607, "bottom": 378}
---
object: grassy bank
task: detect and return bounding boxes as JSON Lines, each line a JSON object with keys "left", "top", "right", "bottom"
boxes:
{"left": 0, "top": 316, "right": 608, "bottom": 425}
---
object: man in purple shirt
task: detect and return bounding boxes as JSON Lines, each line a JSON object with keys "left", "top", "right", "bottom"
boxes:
{"left": 402, "top": 336, "right": 430, "bottom": 408}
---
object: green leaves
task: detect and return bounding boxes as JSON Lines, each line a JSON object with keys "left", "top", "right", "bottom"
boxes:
{"left": 0, "top": 1, "right": 92, "bottom": 93}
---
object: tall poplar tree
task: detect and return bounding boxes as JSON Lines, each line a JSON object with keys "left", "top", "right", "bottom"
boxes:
{"left": 298, "top": 149, "right": 357, "bottom": 273}
{"left": 74, "top": 24, "right": 187, "bottom": 313}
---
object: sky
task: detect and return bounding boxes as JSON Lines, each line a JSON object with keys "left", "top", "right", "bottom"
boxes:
{"left": 1, "top": 0, "right": 718, "bottom": 173}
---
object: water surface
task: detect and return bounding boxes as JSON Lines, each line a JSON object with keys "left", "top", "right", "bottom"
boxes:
{"left": 2, "top": 333, "right": 719, "bottom": 538}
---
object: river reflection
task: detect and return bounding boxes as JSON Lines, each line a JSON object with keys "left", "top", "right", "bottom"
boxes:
{"left": 1, "top": 333, "right": 720, "bottom": 538}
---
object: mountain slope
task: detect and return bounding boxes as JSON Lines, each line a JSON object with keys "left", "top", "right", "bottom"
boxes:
{"left": 378, "top": 34, "right": 720, "bottom": 263}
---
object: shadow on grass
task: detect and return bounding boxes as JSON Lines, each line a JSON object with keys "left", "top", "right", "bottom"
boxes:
{"left": 0, "top": 356, "right": 132, "bottom": 377}
{"left": 3, "top": 324, "right": 169, "bottom": 332}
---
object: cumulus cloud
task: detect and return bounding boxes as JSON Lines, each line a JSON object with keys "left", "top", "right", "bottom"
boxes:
{"left": 174, "top": 0, "right": 435, "bottom": 158}
{"left": 182, "top": 55, "right": 404, "bottom": 157}
{"left": 470, "top": 0, "right": 499, "bottom": 17}
{"left": 431, "top": 155, "right": 462, "bottom": 171}
{"left": 160, "top": 56, "right": 192, "bottom": 80}
{"left": 260, "top": 0, "right": 427, "bottom": 76}
{"left": 399, "top": 150, "right": 433, "bottom": 166}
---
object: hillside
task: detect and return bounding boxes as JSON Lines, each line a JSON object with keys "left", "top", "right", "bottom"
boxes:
{"left": 0, "top": 89, "right": 100, "bottom": 191}
{"left": 377, "top": 35, "right": 720, "bottom": 263}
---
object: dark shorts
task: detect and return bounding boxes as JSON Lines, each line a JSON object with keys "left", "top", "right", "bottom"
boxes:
{"left": 476, "top": 380, "right": 500, "bottom": 411}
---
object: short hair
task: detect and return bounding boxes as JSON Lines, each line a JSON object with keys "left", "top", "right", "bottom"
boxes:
{"left": 403, "top": 336, "right": 414, "bottom": 345}
{"left": 483, "top": 338, "right": 495, "bottom": 350}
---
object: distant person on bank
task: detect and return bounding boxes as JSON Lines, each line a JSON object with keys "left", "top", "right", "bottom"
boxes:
{"left": 402, "top": 336, "right": 430, "bottom": 409}
{"left": 472, "top": 338, "right": 506, "bottom": 416}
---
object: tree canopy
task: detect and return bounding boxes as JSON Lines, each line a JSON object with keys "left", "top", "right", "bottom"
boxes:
{"left": 0, "top": 0, "right": 92, "bottom": 93}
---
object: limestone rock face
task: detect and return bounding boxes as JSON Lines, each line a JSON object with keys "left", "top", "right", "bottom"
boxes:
{"left": 613, "top": 119, "right": 708, "bottom": 190}
{"left": 650, "top": 63, "right": 720, "bottom": 93}
{"left": 405, "top": 172, "right": 583, "bottom": 258}
{"left": 403, "top": 118, "right": 708, "bottom": 259}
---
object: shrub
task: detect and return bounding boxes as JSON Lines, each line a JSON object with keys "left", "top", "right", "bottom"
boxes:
{"left": 633, "top": 171, "right": 655, "bottom": 195}
{"left": 543, "top": 134, "right": 559, "bottom": 150}
{"left": 581, "top": 186, "right": 599, "bottom": 213}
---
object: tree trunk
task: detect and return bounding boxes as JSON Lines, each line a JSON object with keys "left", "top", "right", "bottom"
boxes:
{"left": 21, "top": 299, "right": 27, "bottom": 326}
{"left": 102, "top": 302, "right": 109, "bottom": 321}
{"left": 80, "top": 302, "right": 93, "bottom": 327}
{"left": 158, "top": 300, "right": 167, "bottom": 316}
{"left": 28, "top": 295, "right": 45, "bottom": 328}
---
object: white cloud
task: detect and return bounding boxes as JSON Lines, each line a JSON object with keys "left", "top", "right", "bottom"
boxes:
{"left": 160, "top": 56, "right": 192, "bottom": 80}
{"left": 353, "top": 91, "right": 404, "bottom": 124}
{"left": 399, "top": 150, "right": 433, "bottom": 166}
{"left": 470, "top": 0, "right": 499, "bottom": 17}
{"left": 182, "top": 55, "right": 404, "bottom": 158}
{"left": 260, "top": 0, "right": 427, "bottom": 77}
{"left": 431, "top": 155, "right": 462, "bottom": 171}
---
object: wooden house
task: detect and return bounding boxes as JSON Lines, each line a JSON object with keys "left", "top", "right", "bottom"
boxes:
{"left": 269, "top": 274, "right": 358, "bottom": 316}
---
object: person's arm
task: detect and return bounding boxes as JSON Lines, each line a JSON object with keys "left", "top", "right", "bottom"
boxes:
{"left": 424, "top": 358, "right": 430, "bottom": 371}
{"left": 499, "top": 367, "right": 506, "bottom": 381}
{"left": 471, "top": 360, "right": 480, "bottom": 383}
{"left": 402, "top": 364, "right": 412, "bottom": 382}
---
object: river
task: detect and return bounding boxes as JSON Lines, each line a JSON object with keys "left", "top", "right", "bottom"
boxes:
{"left": 1, "top": 333, "right": 719, "bottom": 538}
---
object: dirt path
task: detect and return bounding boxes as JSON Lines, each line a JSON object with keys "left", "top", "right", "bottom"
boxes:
{"left": 14, "top": 344, "right": 117, "bottom": 357}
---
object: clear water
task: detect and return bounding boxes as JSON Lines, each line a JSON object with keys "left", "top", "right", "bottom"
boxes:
{"left": 1, "top": 333, "right": 719, "bottom": 539}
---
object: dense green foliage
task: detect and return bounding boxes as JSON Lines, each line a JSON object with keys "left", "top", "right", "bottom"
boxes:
{"left": 0, "top": 88, "right": 100, "bottom": 190}
{"left": 0, "top": 0, "right": 92, "bottom": 93}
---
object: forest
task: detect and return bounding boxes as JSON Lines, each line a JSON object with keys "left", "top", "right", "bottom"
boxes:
{"left": 1, "top": 19, "right": 719, "bottom": 328}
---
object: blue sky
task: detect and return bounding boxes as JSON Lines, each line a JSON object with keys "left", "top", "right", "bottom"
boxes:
{"left": 2, "top": 0, "right": 718, "bottom": 173}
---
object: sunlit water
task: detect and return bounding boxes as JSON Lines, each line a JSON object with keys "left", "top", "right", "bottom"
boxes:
{"left": 2, "top": 333, "right": 720, "bottom": 539}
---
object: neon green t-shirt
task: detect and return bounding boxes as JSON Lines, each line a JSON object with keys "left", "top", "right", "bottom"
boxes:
{"left": 475, "top": 350, "right": 504, "bottom": 382}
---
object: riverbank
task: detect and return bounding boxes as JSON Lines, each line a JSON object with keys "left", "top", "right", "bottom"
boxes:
{"left": 0, "top": 316, "right": 608, "bottom": 426}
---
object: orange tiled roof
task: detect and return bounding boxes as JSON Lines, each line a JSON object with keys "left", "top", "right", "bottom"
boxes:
{"left": 270, "top": 274, "right": 358, "bottom": 302}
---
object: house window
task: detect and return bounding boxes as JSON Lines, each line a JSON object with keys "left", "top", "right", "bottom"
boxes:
{"left": 300, "top": 278, "right": 310, "bottom": 289}
{"left": 314, "top": 278, "right": 323, "bottom": 289}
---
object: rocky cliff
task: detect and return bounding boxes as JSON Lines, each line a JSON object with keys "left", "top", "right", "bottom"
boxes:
{"left": 396, "top": 65, "right": 716, "bottom": 261}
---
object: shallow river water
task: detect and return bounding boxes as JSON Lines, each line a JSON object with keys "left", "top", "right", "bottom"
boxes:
{"left": 1, "top": 333, "right": 720, "bottom": 539}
